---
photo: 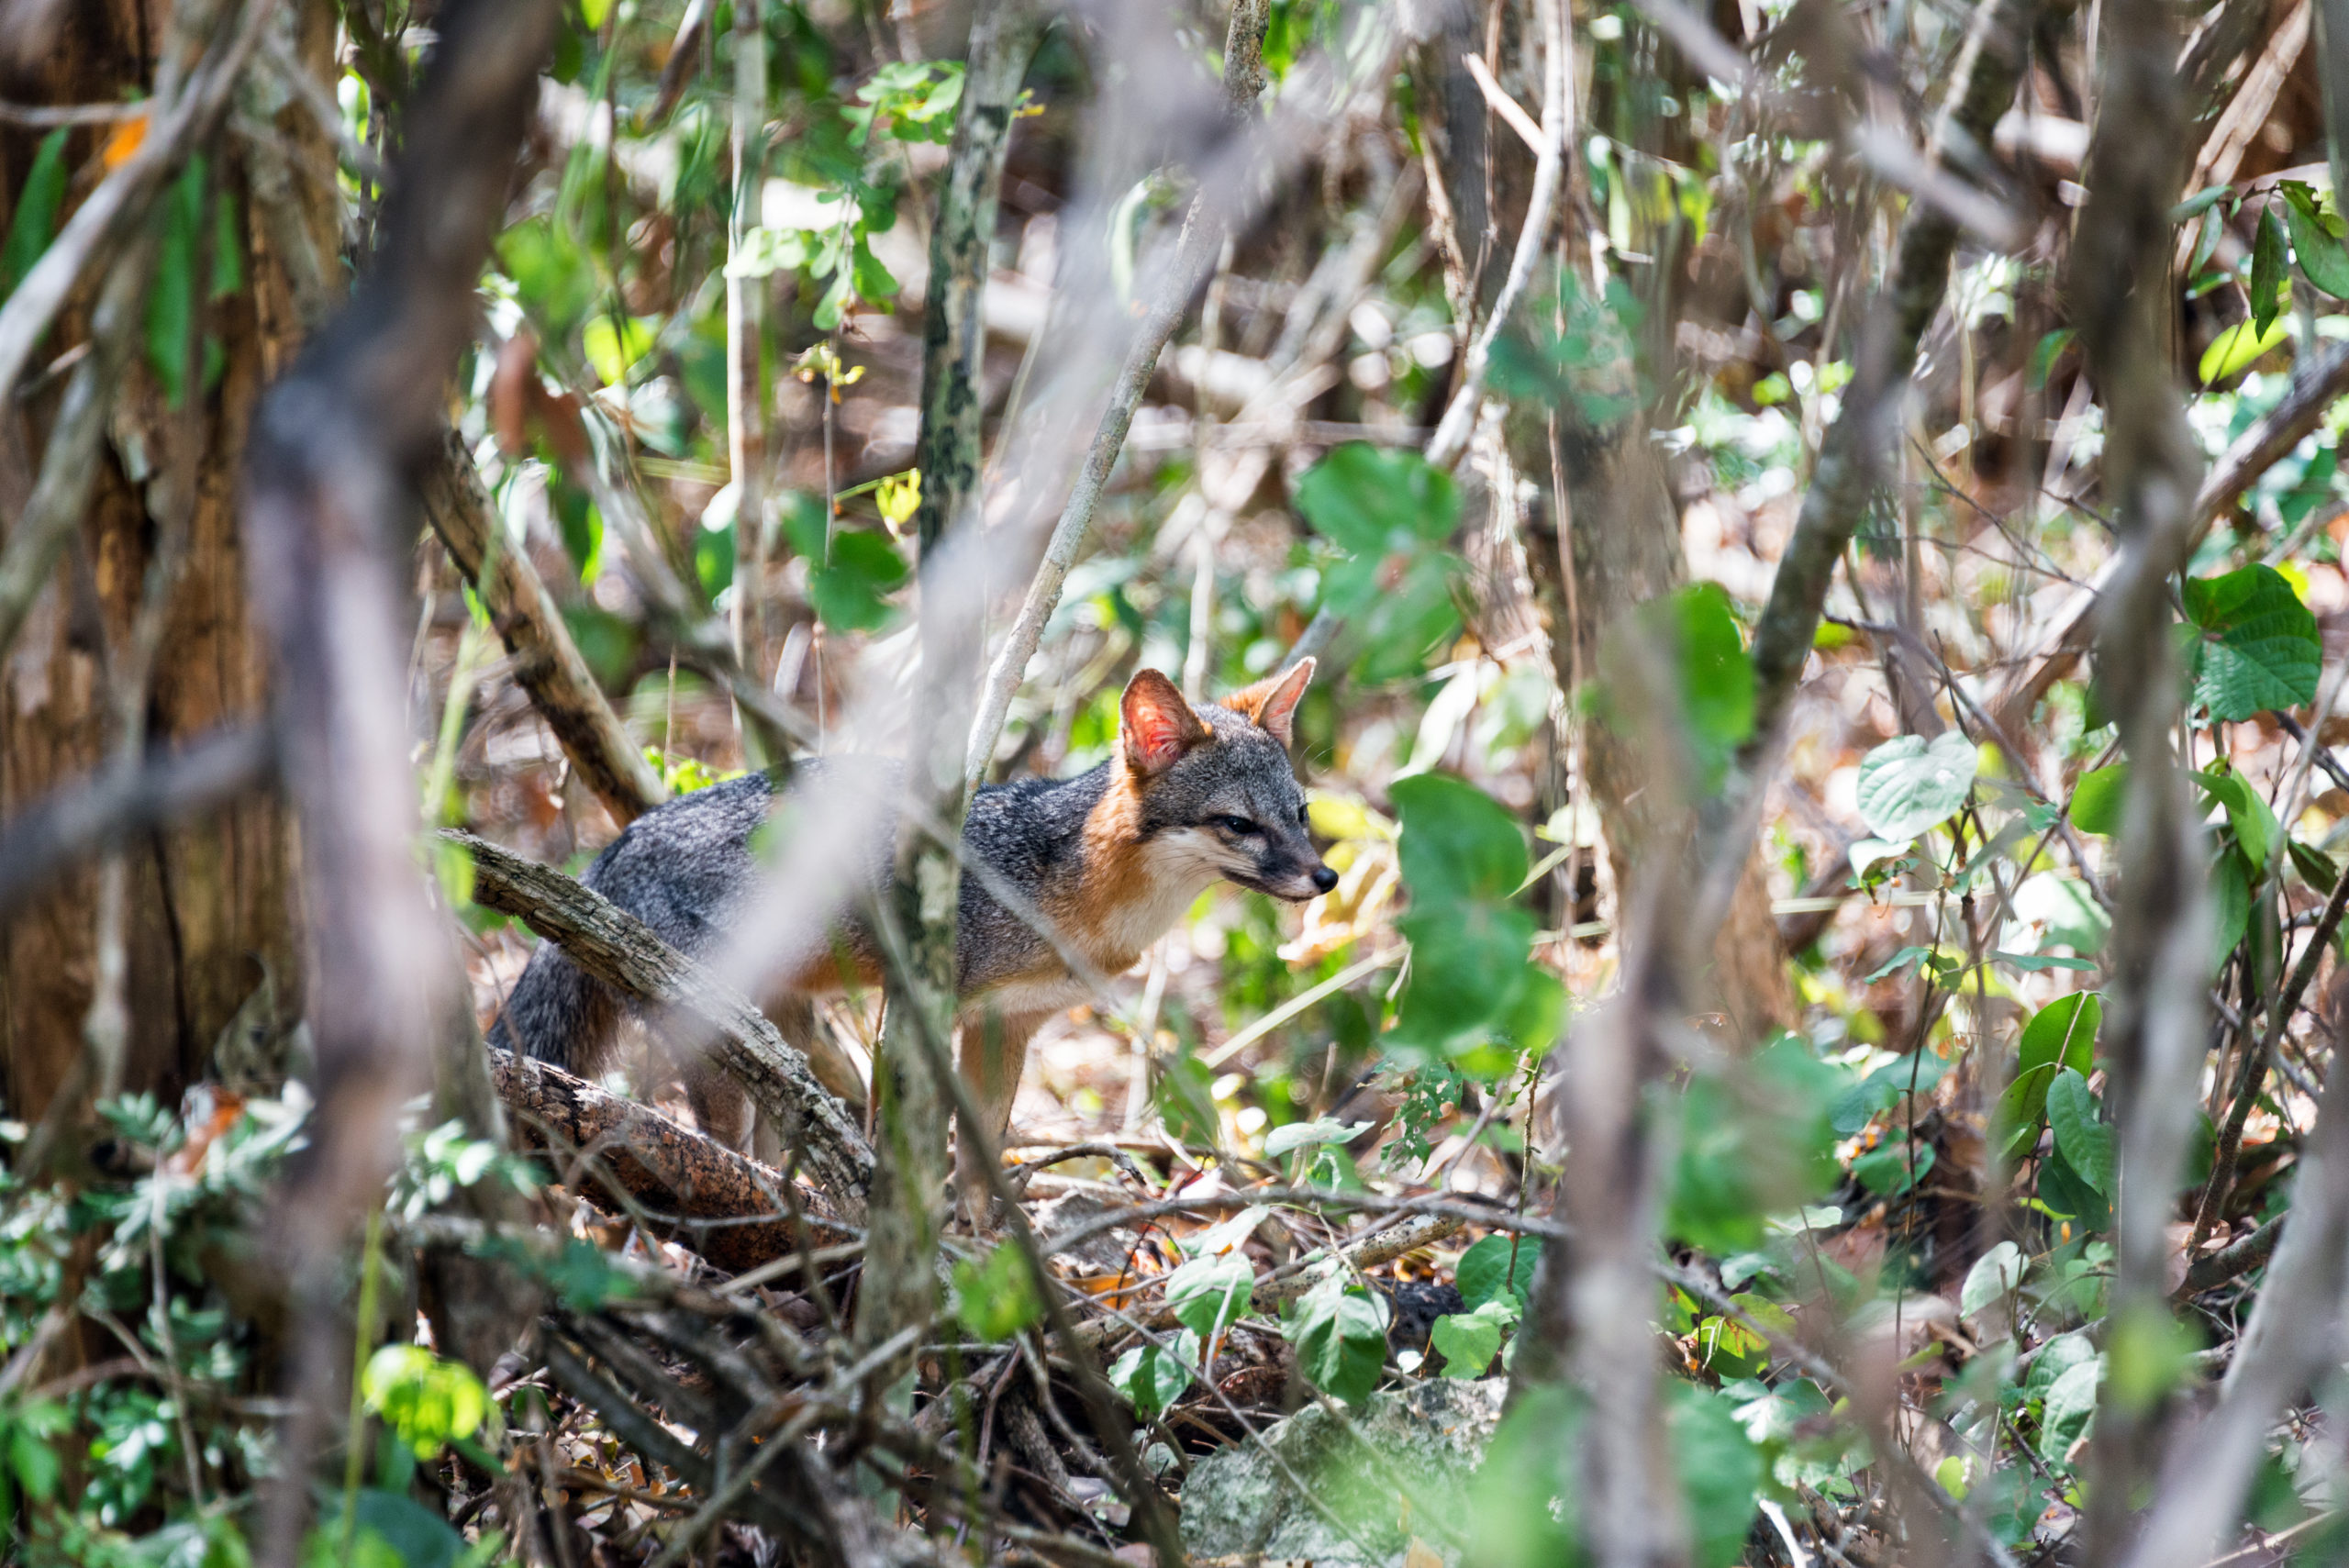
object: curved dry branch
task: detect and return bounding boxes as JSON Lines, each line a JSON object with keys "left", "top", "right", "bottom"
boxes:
{"left": 418, "top": 429, "right": 669, "bottom": 825}
{"left": 450, "top": 828, "right": 875, "bottom": 1213}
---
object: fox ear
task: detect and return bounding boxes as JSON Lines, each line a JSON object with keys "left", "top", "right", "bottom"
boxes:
{"left": 1226, "top": 657, "right": 1314, "bottom": 748}
{"left": 1120, "top": 670, "right": 1210, "bottom": 775}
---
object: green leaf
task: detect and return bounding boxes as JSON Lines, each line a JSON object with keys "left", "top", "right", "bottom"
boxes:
{"left": 2171, "top": 185, "right": 2232, "bottom": 221}
{"left": 2040, "top": 1355, "right": 2103, "bottom": 1462}
{"left": 1296, "top": 443, "right": 1466, "bottom": 681}
{"left": 362, "top": 1345, "right": 488, "bottom": 1460}
{"left": 1392, "top": 773, "right": 1529, "bottom": 906}
{"left": 2282, "top": 182, "right": 2349, "bottom": 297}
{"left": 2019, "top": 992, "right": 2100, "bottom": 1080}
{"left": 582, "top": 314, "right": 661, "bottom": 385}
{"left": 2070, "top": 762, "right": 2129, "bottom": 835}
{"left": 1295, "top": 442, "right": 1461, "bottom": 554}
{"left": 1291, "top": 1271, "right": 1388, "bottom": 1404}
{"left": 1, "top": 128, "right": 69, "bottom": 296}
{"left": 1263, "top": 1117, "right": 1373, "bottom": 1159}
{"left": 952, "top": 1245, "right": 1042, "bottom": 1342}
{"left": 2212, "top": 843, "right": 2254, "bottom": 966}
{"left": 145, "top": 158, "right": 206, "bottom": 407}
{"left": 2037, "top": 1142, "right": 2112, "bottom": 1232}
{"left": 1992, "top": 1062, "right": 2059, "bottom": 1162}
{"left": 2199, "top": 315, "right": 2294, "bottom": 384}
{"left": 1430, "top": 1297, "right": 1519, "bottom": 1377}
{"left": 1852, "top": 1138, "right": 1934, "bottom": 1197}
{"left": 2182, "top": 564, "right": 2321, "bottom": 720}
{"left": 578, "top": 0, "right": 613, "bottom": 29}
{"left": 1666, "top": 583, "right": 1755, "bottom": 788}
{"left": 1164, "top": 1251, "right": 1255, "bottom": 1339}
{"left": 1108, "top": 1331, "right": 1198, "bottom": 1416}
{"left": 2046, "top": 1068, "right": 2116, "bottom": 1195}
{"left": 2252, "top": 207, "right": 2290, "bottom": 336}
{"left": 2197, "top": 765, "right": 2283, "bottom": 872}
{"left": 1669, "top": 1036, "right": 1844, "bottom": 1251}
{"left": 1668, "top": 1384, "right": 1766, "bottom": 1568}
{"left": 1455, "top": 1233, "right": 1539, "bottom": 1312}
{"left": 1960, "top": 1240, "right": 2025, "bottom": 1318}
{"left": 2029, "top": 328, "right": 2076, "bottom": 389}
{"left": 1855, "top": 731, "right": 1980, "bottom": 841}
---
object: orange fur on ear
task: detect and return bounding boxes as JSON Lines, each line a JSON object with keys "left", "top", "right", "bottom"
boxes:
{"left": 1120, "top": 669, "right": 1210, "bottom": 774}
{"left": 1225, "top": 656, "right": 1315, "bottom": 747}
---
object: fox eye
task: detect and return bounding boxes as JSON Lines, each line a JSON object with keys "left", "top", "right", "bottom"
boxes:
{"left": 1214, "top": 815, "right": 1259, "bottom": 836}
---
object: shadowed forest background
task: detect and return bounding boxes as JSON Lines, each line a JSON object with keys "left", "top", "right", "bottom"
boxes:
{"left": 8, "top": 0, "right": 2349, "bottom": 1563}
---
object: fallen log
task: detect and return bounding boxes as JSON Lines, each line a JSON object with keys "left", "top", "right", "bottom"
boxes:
{"left": 491, "top": 1049, "right": 854, "bottom": 1276}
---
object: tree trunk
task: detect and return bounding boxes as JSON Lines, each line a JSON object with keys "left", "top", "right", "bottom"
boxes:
{"left": 1409, "top": 0, "right": 1793, "bottom": 1036}
{"left": 0, "top": 0, "right": 326, "bottom": 1126}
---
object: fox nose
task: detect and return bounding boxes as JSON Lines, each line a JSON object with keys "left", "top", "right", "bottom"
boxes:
{"left": 1310, "top": 864, "right": 1339, "bottom": 894}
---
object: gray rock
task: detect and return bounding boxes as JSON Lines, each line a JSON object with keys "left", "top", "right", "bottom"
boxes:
{"left": 1178, "top": 1378, "right": 1506, "bottom": 1566}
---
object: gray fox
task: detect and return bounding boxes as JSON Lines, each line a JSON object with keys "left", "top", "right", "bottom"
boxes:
{"left": 489, "top": 661, "right": 1332, "bottom": 1179}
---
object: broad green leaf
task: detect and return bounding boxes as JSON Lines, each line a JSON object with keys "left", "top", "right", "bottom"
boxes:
{"left": 2070, "top": 762, "right": 2128, "bottom": 835}
{"left": 1292, "top": 1271, "right": 1388, "bottom": 1404}
{"left": 1855, "top": 731, "right": 1979, "bottom": 841}
{"left": 1668, "top": 1384, "right": 1766, "bottom": 1568}
{"left": 0, "top": 127, "right": 68, "bottom": 296}
{"left": 1960, "top": 1240, "right": 2025, "bottom": 1318}
{"left": 1852, "top": 1138, "right": 1934, "bottom": 1197}
{"left": 1993, "top": 1062, "right": 2059, "bottom": 1161}
{"left": 1108, "top": 1331, "right": 1198, "bottom": 1416}
{"left": 1392, "top": 902, "right": 1540, "bottom": 1051}
{"left": 2196, "top": 765, "right": 2282, "bottom": 872}
{"left": 1455, "top": 1232, "right": 1539, "bottom": 1312}
{"left": 2252, "top": 207, "right": 2290, "bottom": 336}
{"left": 781, "top": 505, "right": 909, "bottom": 632}
{"left": 1669, "top": 1036, "right": 1843, "bottom": 1251}
{"left": 2199, "top": 315, "right": 2293, "bottom": 384}
{"left": 2182, "top": 564, "right": 2320, "bottom": 720}
{"left": 1392, "top": 773, "right": 1529, "bottom": 905}
{"left": 2282, "top": 182, "right": 2349, "bottom": 296}
{"left": 2040, "top": 1355, "right": 2103, "bottom": 1462}
{"left": 1164, "top": 1251, "right": 1254, "bottom": 1339}
{"left": 1263, "top": 1117, "right": 1373, "bottom": 1159}
{"left": 1294, "top": 441, "right": 1461, "bottom": 554}
{"left": 2046, "top": 1068, "right": 2116, "bottom": 1195}
{"left": 1296, "top": 443, "right": 1466, "bottom": 680}
{"left": 362, "top": 1345, "right": 488, "bottom": 1460}
{"left": 2037, "top": 1143, "right": 2113, "bottom": 1232}
{"left": 952, "top": 1245, "right": 1042, "bottom": 1342}
{"left": 1430, "top": 1296, "right": 1518, "bottom": 1377}
{"left": 1665, "top": 583, "right": 1754, "bottom": 789}
{"left": 2019, "top": 992, "right": 2100, "bottom": 1080}
{"left": 583, "top": 314, "right": 661, "bottom": 384}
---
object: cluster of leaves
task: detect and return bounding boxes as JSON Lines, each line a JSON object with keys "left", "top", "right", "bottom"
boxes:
{"left": 0, "top": 1094, "right": 540, "bottom": 1568}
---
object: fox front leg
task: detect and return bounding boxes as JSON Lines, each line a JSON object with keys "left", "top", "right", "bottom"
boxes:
{"left": 954, "top": 1006, "right": 1050, "bottom": 1225}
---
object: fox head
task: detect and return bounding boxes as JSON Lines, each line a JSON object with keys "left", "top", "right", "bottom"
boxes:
{"left": 1115, "top": 660, "right": 1337, "bottom": 902}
